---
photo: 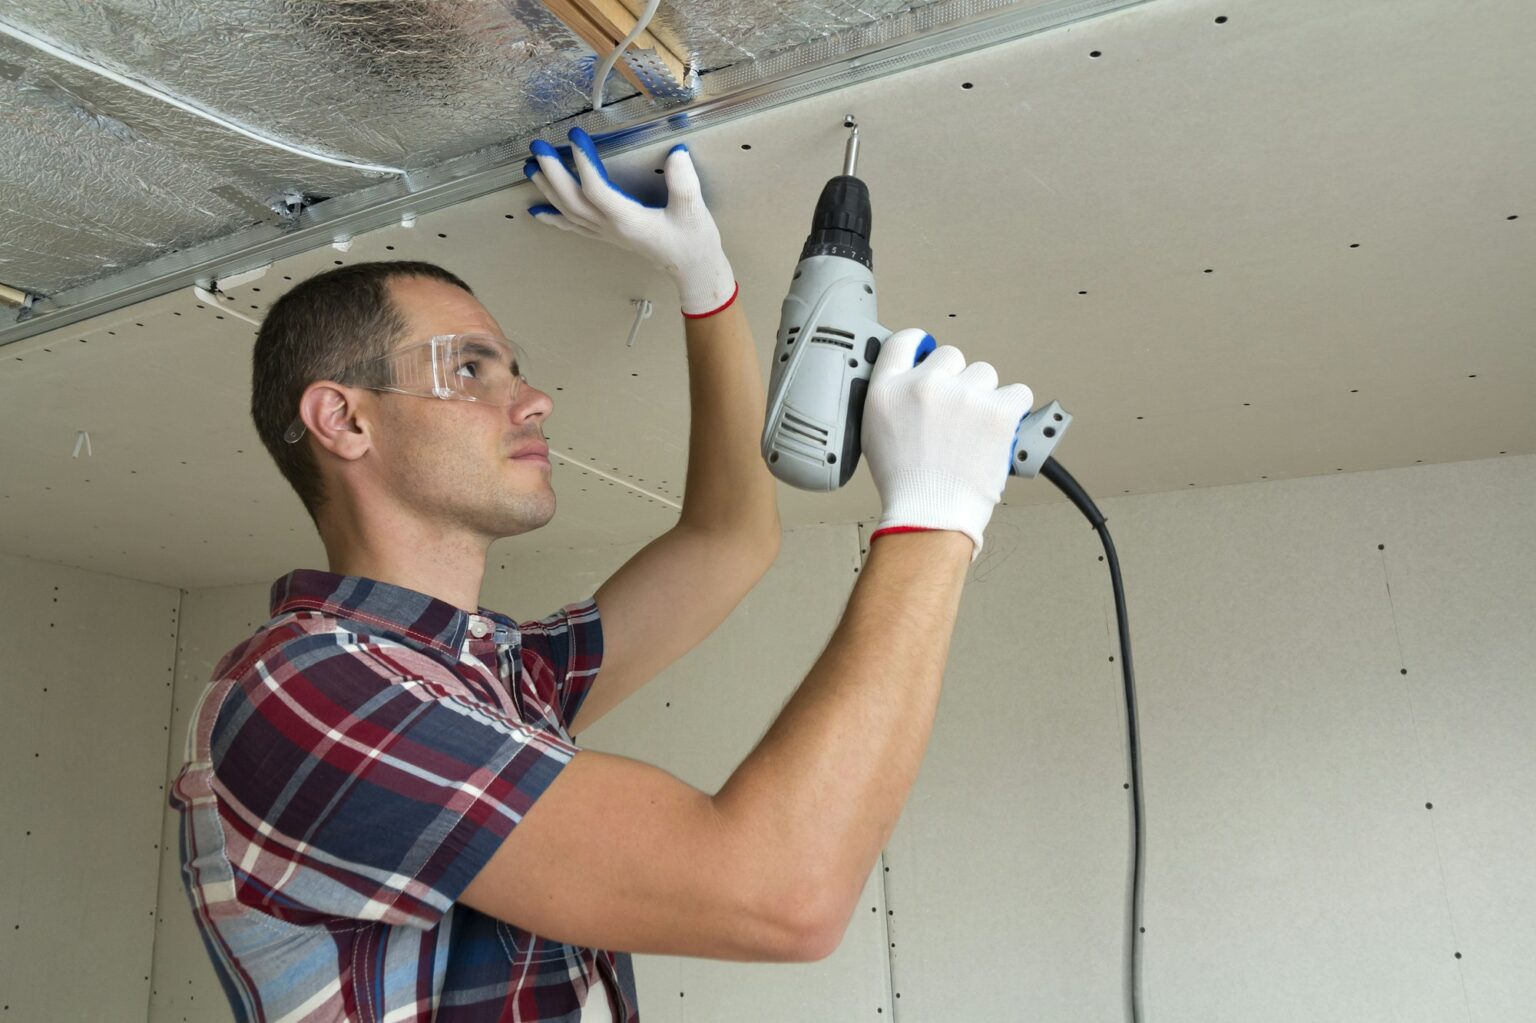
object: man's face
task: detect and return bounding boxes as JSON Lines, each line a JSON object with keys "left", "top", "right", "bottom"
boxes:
{"left": 367, "top": 275, "right": 556, "bottom": 541}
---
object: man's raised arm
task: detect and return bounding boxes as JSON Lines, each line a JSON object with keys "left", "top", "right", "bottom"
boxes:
{"left": 464, "top": 325, "right": 1035, "bottom": 959}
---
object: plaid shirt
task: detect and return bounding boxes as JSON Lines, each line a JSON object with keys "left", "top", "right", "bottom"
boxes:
{"left": 168, "top": 569, "right": 639, "bottom": 1022}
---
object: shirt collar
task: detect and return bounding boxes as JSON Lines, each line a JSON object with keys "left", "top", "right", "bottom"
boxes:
{"left": 269, "top": 569, "right": 517, "bottom": 657}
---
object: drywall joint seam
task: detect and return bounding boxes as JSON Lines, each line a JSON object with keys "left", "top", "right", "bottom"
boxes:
{"left": 0, "top": 0, "right": 1154, "bottom": 348}
{"left": 144, "top": 587, "right": 187, "bottom": 1022}
{"left": 879, "top": 850, "right": 901, "bottom": 1023}
{"left": 1377, "top": 548, "right": 1473, "bottom": 1020}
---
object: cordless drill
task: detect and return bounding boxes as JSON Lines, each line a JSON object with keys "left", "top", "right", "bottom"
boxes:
{"left": 756, "top": 120, "right": 1150, "bottom": 1023}
{"left": 760, "top": 118, "right": 1072, "bottom": 491}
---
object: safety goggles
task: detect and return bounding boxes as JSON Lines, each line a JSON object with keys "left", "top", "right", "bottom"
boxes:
{"left": 284, "top": 332, "right": 530, "bottom": 444}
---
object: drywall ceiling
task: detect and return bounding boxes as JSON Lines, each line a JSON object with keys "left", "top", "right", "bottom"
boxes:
{"left": 1, "top": 0, "right": 1533, "bottom": 591}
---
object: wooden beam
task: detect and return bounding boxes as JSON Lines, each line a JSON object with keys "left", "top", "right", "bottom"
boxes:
{"left": 541, "top": 0, "right": 652, "bottom": 94}
{"left": 541, "top": 0, "right": 690, "bottom": 97}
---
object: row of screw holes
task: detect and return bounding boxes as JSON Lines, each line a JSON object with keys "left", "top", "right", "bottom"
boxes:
{"left": 13, "top": 140, "right": 1522, "bottom": 519}
{"left": 8, "top": 592, "right": 186, "bottom": 1006}
{"left": 241, "top": 58, "right": 1531, "bottom": 497}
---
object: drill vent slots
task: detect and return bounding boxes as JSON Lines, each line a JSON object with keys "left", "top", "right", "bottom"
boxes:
{"left": 812, "top": 334, "right": 854, "bottom": 350}
{"left": 785, "top": 325, "right": 857, "bottom": 350}
{"left": 775, "top": 406, "right": 832, "bottom": 461}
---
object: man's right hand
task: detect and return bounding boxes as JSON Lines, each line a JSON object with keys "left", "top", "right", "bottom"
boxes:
{"left": 862, "top": 328, "right": 1035, "bottom": 560}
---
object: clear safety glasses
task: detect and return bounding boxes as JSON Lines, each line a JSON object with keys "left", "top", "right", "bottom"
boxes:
{"left": 284, "top": 332, "right": 530, "bottom": 444}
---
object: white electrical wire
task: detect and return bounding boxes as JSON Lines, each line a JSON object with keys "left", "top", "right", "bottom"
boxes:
{"left": 0, "top": 16, "right": 405, "bottom": 176}
{"left": 591, "top": 0, "right": 665, "bottom": 113}
{"left": 192, "top": 285, "right": 262, "bottom": 325}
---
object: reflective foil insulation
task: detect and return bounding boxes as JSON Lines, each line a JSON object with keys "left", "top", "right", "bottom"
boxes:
{"left": 0, "top": 0, "right": 927, "bottom": 298}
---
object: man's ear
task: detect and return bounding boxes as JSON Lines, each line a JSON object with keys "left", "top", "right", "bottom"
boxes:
{"left": 297, "top": 382, "right": 373, "bottom": 461}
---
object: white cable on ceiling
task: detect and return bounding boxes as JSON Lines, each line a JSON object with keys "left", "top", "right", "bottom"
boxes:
{"left": 590, "top": 0, "right": 665, "bottom": 113}
{"left": 551, "top": 450, "right": 681, "bottom": 510}
{"left": 0, "top": 15, "right": 406, "bottom": 176}
{"left": 192, "top": 285, "right": 262, "bottom": 325}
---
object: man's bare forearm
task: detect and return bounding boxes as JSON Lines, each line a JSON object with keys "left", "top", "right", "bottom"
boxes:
{"left": 712, "top": 529, "right": 974, "bottom": 945}
{"left": 678, "top": 299, "right": 780, "bottom": 541}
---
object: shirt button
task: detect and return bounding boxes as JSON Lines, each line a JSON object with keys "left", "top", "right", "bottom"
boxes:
{"left": 468, "top": 618, "right": 490, "bottom": 638}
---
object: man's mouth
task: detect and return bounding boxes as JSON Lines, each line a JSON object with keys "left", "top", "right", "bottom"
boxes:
{"left": 510, "top": 443, "right": 550, "bottom": 463}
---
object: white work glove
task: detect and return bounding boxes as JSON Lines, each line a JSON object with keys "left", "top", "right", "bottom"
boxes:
{"left": 864, "top": 329, "right": 1035, "bottom": 562}
{"left": 525, "top": 126, "right": 738, "bottom": 318}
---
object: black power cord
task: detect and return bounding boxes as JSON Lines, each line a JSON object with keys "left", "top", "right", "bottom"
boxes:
{"left": 1040, "top": 457, "right": 1145, "bottom": 1023}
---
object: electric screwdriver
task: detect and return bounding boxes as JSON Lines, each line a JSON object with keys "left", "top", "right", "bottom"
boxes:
{"left": 760, "top": 118, "right": 1073, "bottom": 491}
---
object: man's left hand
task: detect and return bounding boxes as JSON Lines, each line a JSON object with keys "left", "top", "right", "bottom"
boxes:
{"left": 525, "top": 126, "right": 737, "bottom": 318}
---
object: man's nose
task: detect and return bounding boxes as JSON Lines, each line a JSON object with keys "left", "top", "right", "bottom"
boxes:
{"left": 511, "top": 382, "right": 554, "bottom": 420}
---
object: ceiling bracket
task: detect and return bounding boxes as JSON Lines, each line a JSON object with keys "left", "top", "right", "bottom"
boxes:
{"left": 1, "top": 282, "right": 41, "bottom": 323}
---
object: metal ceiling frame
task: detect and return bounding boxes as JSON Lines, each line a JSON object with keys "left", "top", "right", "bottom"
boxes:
{"left": 0, "top": 0, "right": 1151, "bottom": 349}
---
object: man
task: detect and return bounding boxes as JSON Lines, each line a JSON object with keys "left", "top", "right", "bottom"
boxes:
{"left": 169, "top": 126, "right": 1032, "bottom": 1022}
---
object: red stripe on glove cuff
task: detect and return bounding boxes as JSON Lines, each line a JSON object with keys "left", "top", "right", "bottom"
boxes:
{"left": 869, "top": 525, "right": 938, "bottom": 543}
{"left": 682, "top": 282, "right": 739, "bottom": 320}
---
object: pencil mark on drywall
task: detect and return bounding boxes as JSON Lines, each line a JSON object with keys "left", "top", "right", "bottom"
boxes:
{"left": 879, "top": 851, "right": 900, "bottom": 1023}
{"left": 970, "top": 521, "right": 1020, "bottom": 583}
{"left": 1378, "top": 544, "right": 1407, "bottom": 668}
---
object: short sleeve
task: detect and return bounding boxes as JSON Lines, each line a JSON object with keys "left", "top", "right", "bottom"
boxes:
{"left": 209, "top": 631, "right": 580, "bottom": 929}
{"left": 518, "top": 598, "right": 604, "bottom": 732}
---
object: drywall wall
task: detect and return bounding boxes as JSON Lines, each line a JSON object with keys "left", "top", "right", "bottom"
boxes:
{"left": 141, "top": 454, "right": 1533, "bottom": 1021}
{"left": 0, "top": 551, "right": 179, "bottom": 1020}
{"left": 883, "top": 455, "right": 1535, "bottom": 1022}
{"left": 146, "top": 582, "right": 293, "bottom": 1022}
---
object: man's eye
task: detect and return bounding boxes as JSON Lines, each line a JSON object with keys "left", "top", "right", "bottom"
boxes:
{"left": 456, "top": 361, "right": 480, "bottom": 379}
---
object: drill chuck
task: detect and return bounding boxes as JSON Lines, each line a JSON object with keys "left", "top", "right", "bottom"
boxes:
{"left": 798, "top": 175, "right": 873, "bottom": 269}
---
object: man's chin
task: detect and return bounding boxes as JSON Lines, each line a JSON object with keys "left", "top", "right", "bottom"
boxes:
{"left": 495, "top": 494, "right": 555, "bottom": 537}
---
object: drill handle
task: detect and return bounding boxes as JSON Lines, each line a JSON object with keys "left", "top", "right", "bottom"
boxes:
{"left": 1009, "top": 401, "right": 1072, "bottom": 478}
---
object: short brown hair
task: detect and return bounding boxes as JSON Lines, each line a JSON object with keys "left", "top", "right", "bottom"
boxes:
{"left": 251, "top": 261, "right": 472, "bottom": 521}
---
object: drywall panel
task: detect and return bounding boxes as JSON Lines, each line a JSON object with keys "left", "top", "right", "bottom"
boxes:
{"left": 875, "top": 496, "right": 1139, "bottom": 1022}
{"left": 0, "top": 551, "right": 179, "bottom": 1020}
{"left": 148, "top": 580, "right": 272, "bottom": 1023}
{"left": 883, "top": 454, "right": 1535, "bottom": 1022}
{"left": 1354, "top": 457, "right": 1536, "bottom": 1022}
{"left": 491, "top": 524, "right": 895, "bottom": 1022}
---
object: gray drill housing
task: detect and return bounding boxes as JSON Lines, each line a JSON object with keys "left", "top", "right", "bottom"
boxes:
{"left": 761, "top": 255, "right": 1072, "bottom": 490}
{"left": 762, "top": 254, "right": 887, "bottom": 491}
